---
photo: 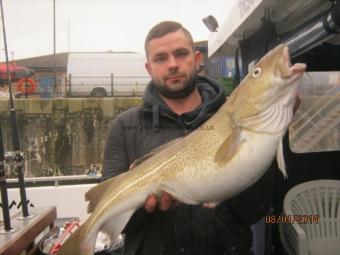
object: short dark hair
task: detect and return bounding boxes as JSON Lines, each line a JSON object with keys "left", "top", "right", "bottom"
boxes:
{"left": 144, "top": 21, "right": 194, "bottom": 57}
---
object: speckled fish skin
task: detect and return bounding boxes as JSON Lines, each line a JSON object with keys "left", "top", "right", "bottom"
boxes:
{"left": 57, "top": 44, "right": 306, "bottom": 255}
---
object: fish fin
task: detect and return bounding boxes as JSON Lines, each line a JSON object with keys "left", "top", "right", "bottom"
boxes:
{"left": 58, "top": 209, "right": 136, "bottom": 255}
{"left": 162, "top": 181, "right": 200, "bottom": 205}
{"left": 276, "top": 140, "right": 288, "bottom": 178}
{"left": 86, "top": 173, "right": 128, "bottom": 213}
{"left": 133, "top": 137, "right": 183, "bottom": 167}
{"left": 100, "top": 209, "right": 135, "bottom": 244}
{"left": 57, "top": 220, "right": 96, "bottom": 255}
{"left": 214, "top": 129, "right": 246, "bottom": 167}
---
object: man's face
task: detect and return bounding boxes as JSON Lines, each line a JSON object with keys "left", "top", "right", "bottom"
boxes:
{"left": 145, "top": 30, "right": 201, "bottom": 99}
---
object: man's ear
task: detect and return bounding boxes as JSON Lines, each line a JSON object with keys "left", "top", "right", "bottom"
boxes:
{"left": 145, "top": 62, "right": 152, "bottom": 76}
{"left": 194, "top": 50, "right": 202, "bottom": 67}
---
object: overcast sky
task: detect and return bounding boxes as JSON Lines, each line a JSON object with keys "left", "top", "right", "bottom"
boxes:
{"left": 0, "top": 0, "right": 235, "bottom": 60}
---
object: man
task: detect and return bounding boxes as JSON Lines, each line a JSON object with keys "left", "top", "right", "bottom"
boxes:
{"left": 102, "top": 21, "right": 272, "bottom": 255}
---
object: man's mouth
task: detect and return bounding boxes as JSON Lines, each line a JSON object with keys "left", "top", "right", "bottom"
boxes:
{"left": 165, "top": 75, "right": 185, "bottom": 82}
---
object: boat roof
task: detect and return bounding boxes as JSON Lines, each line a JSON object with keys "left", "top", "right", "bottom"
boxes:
{"left": 208, "top": 0, "right": 336, "bottom": 57}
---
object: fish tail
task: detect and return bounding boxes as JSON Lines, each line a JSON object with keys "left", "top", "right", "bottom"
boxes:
{"left": 57, "top": 220, "right": 97, "bottom": 255}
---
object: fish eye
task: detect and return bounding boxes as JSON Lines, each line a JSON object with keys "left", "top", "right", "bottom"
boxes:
{"left": 252, "top": 67, "right": 262, "bottom": 77}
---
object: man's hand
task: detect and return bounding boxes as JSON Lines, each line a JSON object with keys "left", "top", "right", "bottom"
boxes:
{"left": 144, "top": 192, "right": 180, "bottom": 213}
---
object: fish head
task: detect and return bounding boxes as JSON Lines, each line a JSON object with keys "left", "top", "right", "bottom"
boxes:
{"left": 229, "top": 44, "right": 306, "bottom": 131}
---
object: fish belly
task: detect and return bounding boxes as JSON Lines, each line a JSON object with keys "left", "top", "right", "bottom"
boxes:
{"left": 161, "top": 132, "right": 279, "bottom": 205}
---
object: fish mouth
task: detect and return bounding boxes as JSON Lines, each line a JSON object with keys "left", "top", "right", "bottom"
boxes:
{"left": 282, "top": 46, "right": 306, "bottom": 77}
{"left": 278, "top": 46, "right": 306, "bottom": 106}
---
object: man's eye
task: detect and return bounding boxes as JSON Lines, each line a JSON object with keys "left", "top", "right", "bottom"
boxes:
{"left": 154, "top": 55, "right": 166, "bottom": 63}
{"left": 176, "top": 50, "right": 189, "bottom": 58}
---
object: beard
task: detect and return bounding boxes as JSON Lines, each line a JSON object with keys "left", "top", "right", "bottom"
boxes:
{"left": 152, "top": 69, "right": 198, "bottom": 99}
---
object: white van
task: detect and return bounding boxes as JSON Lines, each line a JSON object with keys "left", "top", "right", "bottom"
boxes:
{"left": 67, "top": 52, "right": 150, "bottom": 97}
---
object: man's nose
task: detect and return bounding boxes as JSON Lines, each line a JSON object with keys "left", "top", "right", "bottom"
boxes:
{"left": 167, "top": 55, "right": 178, "bottom": 70}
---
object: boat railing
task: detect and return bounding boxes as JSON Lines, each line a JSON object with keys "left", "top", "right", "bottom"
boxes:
{"left": 6, "top": 174, "right": 102, "bottom": 187}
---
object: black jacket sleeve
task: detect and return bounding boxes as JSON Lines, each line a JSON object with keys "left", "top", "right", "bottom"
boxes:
{"left": 102, "top": 117, "right": 130, "bottom": 180}
{"left": 101, "top": 114, "right": 151, "bottom": 254}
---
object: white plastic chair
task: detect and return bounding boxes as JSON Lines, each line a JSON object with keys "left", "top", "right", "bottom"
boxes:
{"left": 279, "top": 179, "right": 340, "bottom": 255}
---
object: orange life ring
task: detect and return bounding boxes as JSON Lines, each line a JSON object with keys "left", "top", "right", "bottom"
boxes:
{"left": 17, "top": 78, "right": 37, "bottom": 94}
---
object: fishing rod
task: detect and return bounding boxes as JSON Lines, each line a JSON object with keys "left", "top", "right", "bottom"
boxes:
{"left": 0, "top": 0, "right": 30, "bottom": 219}
{"left": 0, "top": 0, "right": 12, "bottom": 232}
{"left": 0, "top": 115, "right": 12, "bottom": 232}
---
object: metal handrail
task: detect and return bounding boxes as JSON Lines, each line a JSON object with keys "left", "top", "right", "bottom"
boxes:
{"left": 6, "top": 174, "right": 101, "bottom": 186}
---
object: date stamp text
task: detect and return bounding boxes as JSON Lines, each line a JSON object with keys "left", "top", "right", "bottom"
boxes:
{"left": 265, "top": 214, "right": 319, "bottom": 224}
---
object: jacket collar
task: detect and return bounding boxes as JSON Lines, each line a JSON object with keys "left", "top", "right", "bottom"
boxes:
{"left": 142, "top": 75, "right": 226, "bottom": 131}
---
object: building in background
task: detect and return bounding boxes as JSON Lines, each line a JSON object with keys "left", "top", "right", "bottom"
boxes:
{"left": 15, "top": 53, "right": 68, "bottom": 97}
{"left": 195, "top": 40, "right": 237, "bottom": 94}
{"left": 11, "top": 42, "right": 239, "bottom": 97}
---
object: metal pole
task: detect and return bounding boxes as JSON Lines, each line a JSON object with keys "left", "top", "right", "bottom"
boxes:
{"left": 68, "top": 73, "right": 72, "bottom": 97}
{"left": 68, "top": 21, "right": 70, "bottom": 52}
{"left": 111, "top": 73, "right": 114, "bottom": 96}
{"left": 53, "top": 0, "right": 57, "bottom": 96}
{"left": 24, "top": 76, "right": 28, "bottom": 98}
{"left": 283, "top": 1, "right": 340, "bottom": 57}
{"left": 0, "top": 115, "right": 11, "bottom": 231}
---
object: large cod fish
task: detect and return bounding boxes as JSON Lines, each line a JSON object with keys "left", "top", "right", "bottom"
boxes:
{"left": 57, "top": 44, "right": 306, "bottom": 255}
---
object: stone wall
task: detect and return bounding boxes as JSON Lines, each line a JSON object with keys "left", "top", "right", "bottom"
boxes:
{"left": 0, "top": 98, "right": 142, "bottom": 178}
